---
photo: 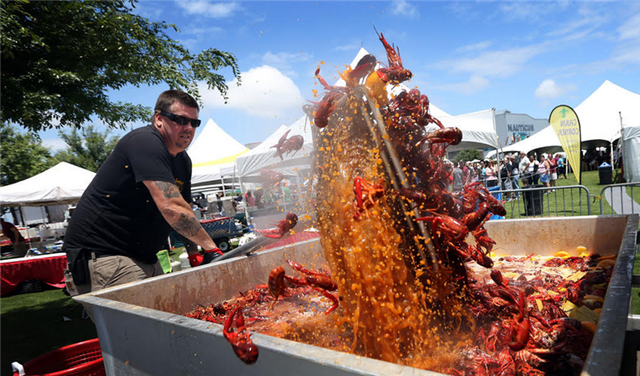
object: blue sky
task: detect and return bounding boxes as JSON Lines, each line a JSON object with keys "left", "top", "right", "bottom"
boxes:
{"left": 39, "top": 0, "right": 640, "bottom": 151}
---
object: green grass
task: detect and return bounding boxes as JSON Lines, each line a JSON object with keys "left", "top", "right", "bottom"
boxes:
{"left": 626, "top": 185, "right": 640, "bottom": 205}
{"left": 499, "top": 170, "right": 628, "bottom": 218}
{"left": 1, "top": 288, "right": 98, "bottom": 374}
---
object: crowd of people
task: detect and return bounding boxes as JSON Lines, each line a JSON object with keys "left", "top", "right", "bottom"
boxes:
{"left": 450, "top": 152, "right": 568, "bottom": 199}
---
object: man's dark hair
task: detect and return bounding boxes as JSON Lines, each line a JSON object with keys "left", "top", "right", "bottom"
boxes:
{"left": 154, "top": 90, "right": 199, "bottom": 113}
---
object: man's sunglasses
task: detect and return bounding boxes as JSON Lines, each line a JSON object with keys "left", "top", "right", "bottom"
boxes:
{"left": 158, "top": 110, "right": 201, "bottom": 128}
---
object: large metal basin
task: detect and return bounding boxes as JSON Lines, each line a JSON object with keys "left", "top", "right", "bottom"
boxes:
{"left": 75, "top": 215, "right": 638, "bottom": 376}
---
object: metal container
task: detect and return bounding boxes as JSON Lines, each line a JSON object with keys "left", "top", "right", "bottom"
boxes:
{"left": 75, "top": 215, "right": 638, "bottom": 376}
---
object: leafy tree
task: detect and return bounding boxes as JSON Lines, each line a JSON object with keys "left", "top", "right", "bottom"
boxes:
{"left": 0, "top": 123, "right": 53, "bottom": 187}
{"left": 0, "top": 123, "right": 55, "bottom": 219}
{"left": 52, "top": 125, "right": 120, "bottom": 172}
{"left": 1, "top": 0, "right": 241, "bottom": 132}
{"left": 454, "top": 149, "right": 483, "bottom": 162}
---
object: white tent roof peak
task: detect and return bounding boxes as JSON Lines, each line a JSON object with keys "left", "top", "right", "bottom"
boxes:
{"left": 575, "top": 80, "right": 640, "bottom": 142}
{"left": 0, "top": 162, "right": 96, "bottom": 206}
{"left": 188, "top": 118, "right": 249, "bottom": 168}
{"left": 503, "top": 80, "right": 640, "bottom": 153}
{"left": 332, "top": 47, "right": 372, "bottom": 87}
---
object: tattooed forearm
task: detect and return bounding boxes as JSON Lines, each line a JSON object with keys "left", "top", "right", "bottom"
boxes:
{"left": 154, "top": 181, "right": 181, "bottom": 199}
{"left": 172, "top": 213, "right": 202, "bottom": 238}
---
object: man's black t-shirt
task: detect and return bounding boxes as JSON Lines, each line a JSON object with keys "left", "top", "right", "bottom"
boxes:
{"left": 64, "top": 125, "right": 191, "bottom": 264}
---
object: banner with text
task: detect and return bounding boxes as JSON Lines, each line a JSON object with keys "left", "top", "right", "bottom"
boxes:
{"left": 549, "top": 105, "right": 581, "bottom": 184}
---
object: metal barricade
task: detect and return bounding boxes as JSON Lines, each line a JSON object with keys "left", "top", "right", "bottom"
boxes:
{"left": 486, "top": 185, "right": 592, "bottom": 219}
{"left": 599, "top": 182, "right": 640, "bottom": 215}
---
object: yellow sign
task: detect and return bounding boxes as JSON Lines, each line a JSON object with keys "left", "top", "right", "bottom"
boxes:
{"left": 549, "top": 105, "right": 581, "bottom": 183}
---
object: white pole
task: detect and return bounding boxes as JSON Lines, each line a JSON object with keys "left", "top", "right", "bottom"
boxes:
{"left": 619, "top": 111, "right": 625, "bottom": 182}
{"left": 19, "top": 206, "right": 33, "bottom": 249}
{"left": 492, "top": 108, "right": 504, "bottom": 189}
{"left": 232, "top": 164, "right": 237, "bottom": 194}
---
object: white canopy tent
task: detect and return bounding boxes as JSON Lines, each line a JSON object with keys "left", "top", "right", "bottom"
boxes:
{"left": 622, "top": 125, "right": 640, "bottom": 182}
{"left": 436, "top": 109, "right": 500, "bottom": 151}
{"left": 575, "top": 80, "right": 640, "bottom": 143}
{"left": 236, "top": 116, "right": 315, "bottom": 184}
{"left": 0, "top": 162, "right": 96, "bottom": 232}
{"left": 501, "top": 125, "right": 561, "bottom": 154}
{"left": 188, "top": 118, "right": 250, "bottom": 189}
{"left": 0, "top": 162, "right": 96, "bottom": 207}
{"left": 503, "top": 80, "right": 640, "bottom": 154}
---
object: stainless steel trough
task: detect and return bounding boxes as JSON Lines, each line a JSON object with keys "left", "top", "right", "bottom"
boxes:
{"left": 75, "top": 214, "right": 638, "bottom": 376}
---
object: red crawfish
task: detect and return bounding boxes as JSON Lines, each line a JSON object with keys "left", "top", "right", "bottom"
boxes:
{"left": 313, "top": 67, "right": 348, "bottom": 128}
{"left": 223, "top": 306, "right": 259, "bottom": 364}
{"left": 374, "top": 26, "right": 413, "bottom": 84}
{"left": 271, "top": 129, "right": 304, "bottom": 160}
{"left": 423, "top": 127, "right": 463, "bottom": 146}
{"left": 255, "top": 212, "right": 298, "bottom": 239}
{"left": 268, "top": 259, "right": 339, "bottom": 314}
{"left": 399, "top": 186, "right": 463, "bottom": 218}
{"left": 259, "top": 168, "right": 283, "bottom": 188}
{"left": 339, "top": 53, "right": 378, "bottom": 87}
{"left": 352, "top": 176, "right": 385, "bottom": 220}
{"left": 490, "top": 270, "right": 532, "bottom": 351}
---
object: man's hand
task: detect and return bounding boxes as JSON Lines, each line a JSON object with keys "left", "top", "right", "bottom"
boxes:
{"left": 189, "top": 248, "right": 223, "bottom": 267}
{"left": 202, "top": 248, "right": 223, "bottom": 264}
{"left": 188, "top": 252, "right": 204, "bottom": 267}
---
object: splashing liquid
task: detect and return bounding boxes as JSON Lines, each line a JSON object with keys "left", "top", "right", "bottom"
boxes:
{"left": 313, "top": 91, "right": 474, "bottom": 371}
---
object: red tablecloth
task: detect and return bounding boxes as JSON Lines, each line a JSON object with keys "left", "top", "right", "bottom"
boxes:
{"left": 0, "top": 254, "right": 67, "bottom": 296}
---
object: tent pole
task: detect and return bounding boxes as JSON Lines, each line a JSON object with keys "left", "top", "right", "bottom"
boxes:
{"left": 492, "top": 108, "right": 504, "bottom": 190}
{"left": 238, "top": 176, "right": 252, "bottom": 229}
{"left": 232, "top": 164, "right": 237, "bottom": 193}
{"left": 295, "top": 169, "right": 302, "bottom": 210}
{"left": 19, "top": 206, "right": 33, "bottom": 249}
{"left": 619, "top": 111, "right": 625, "bottom": 181}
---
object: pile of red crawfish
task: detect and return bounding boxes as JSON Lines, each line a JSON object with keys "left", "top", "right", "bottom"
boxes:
{"left": 186, "top": 29, "right": 614, "bottom": 375}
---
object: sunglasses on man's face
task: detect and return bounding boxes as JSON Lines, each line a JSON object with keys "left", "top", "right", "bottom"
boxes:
{"left": 159, "top": 110, "right": 201, "bottom": 128}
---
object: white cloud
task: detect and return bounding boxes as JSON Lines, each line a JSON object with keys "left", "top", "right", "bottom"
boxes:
{"left": 498, "top": 2, "right": 557, "bottom": 21}
{"left": 41, "top": 138, "right": 68, "bottom": 152}
{"left": 546, "top": 6, "right": 608, "bottom": 39}
{"left": 534, "top": 79, "right": 576, "bottom": 99}
{"left": 261, "top": 51, "right": 312, "bottom": 78}
{"left": 611, "top": 43, "right": 640, "bottom": 65}
{"left": 455, "top": 41, "right": 493, "bottom": 53}
{"left": 618, "top": 13, "right": 640, "bottom": 41}
{"left": 390, "top": 0, "right": 419, "bottom": 18}
{"left": 445, "top": 45, "right": 544, "bottom": 78}
{"left": 202, "top": 65, "right": 304, "bottom": 118}
{"left": 333, "top": 42, "right": 361, "bottom": 52}
{"left": 131, "top": 1, "right": 164, "bottom": 19}
{"left": 262, "top": 51, "right": 312, "bottom": 67}
{"left": 437, "top": 75, "right": 490, "bottom": 95}
{"left": 176, "top": 1, "right": 241, "bottom": 18}
{"left": 188, "top": 26, "right": 224, "bottom": 35}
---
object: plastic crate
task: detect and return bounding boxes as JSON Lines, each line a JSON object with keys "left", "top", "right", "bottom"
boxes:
{"left": 12, "top": 338, "right": 105, "bottom": 376}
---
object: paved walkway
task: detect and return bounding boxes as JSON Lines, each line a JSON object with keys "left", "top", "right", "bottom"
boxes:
{"left": 603, "top": 185, "right": 640, "bottom": 214}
